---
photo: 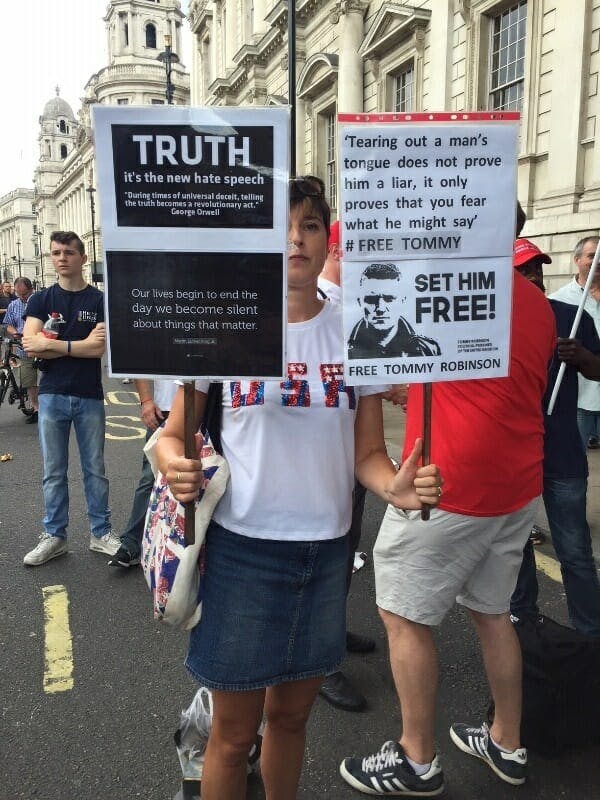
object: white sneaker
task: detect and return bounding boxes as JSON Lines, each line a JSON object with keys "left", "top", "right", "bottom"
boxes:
{"left": 24, "top": 533, "right": 68, "bottom": 566}
{"left": 89, "top": 530, "right": 121, "bottom": 556}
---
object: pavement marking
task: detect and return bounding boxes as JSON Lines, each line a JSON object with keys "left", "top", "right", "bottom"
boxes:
{"left": 104, "top": 390, "right": 139, "bottom": 406}
{"left": 42, "top": 585, "right": 74, "bottom": 694}
{"left": 105, "top": 415, "right": 146, "bottom": 440}
{"left": 536, "top": 551, "right": 563, "bottom": 584}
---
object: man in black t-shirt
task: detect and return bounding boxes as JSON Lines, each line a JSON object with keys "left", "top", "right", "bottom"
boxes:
{"left": 21, "top": 231, "right": 120, "bottom": 566}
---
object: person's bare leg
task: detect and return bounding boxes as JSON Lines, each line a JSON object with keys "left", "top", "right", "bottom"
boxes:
{"left": 469, "top": 609, "right": 522, "bottom": 750}
{"left": 29, "top": 385, "right": 38, "bottom": 411}
{"left": 200, "top": 688, "right": 265, "bottom": 800}
{"left": 380, "top": 608, "right": 438, "bottom": 763}
{"left": 261, "top": 676, "right": 323, "bottom": 800}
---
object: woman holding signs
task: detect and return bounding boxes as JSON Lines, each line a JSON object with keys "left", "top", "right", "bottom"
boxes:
{"left": 156, "top": 175, "right": 442, "bottom": 800}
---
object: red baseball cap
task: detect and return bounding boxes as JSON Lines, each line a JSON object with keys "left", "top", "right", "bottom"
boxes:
{"left": 513, "top": 238, "right": 552, "bottom": 268}
{"left": 328, "top": 219, "right": 340, "bottom": 248}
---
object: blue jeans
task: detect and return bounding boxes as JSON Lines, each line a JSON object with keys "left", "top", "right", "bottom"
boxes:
{"left": 38, "top": 394, "right": 110, "bottom": 539}
{"left": 577, "top": 408, "right": 600, "bottom": 447}
{"left": 511, "top": 477, "right": 600, "bottom": 637}
{"left": 120, "top": 426, "right": 157, "bottom": 557}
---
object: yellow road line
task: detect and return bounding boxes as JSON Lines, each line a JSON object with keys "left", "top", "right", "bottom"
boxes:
{"left": 42, "top": 585, "right": 74, "bottom": 693}
{"left": 535, "top": 551, "right": 563, "bottom": 584}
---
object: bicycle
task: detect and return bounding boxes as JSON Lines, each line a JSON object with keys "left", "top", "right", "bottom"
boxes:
{"left": 0, "top": 337, "right": 35, "bottom": 417}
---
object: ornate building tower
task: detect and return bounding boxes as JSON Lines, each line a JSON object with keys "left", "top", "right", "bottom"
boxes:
{"left": 33, "top": 0, "right": 190, "bottom": 286}
{"left": 82, "top": 0, "right": 189, "bottom": 116}
{"left": 33, "top": 89, "right": 80, "bottom": 285}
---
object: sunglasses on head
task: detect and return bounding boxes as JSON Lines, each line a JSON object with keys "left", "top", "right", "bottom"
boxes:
{"left": 289, "top": 175, "right": 326, "bottom": 198}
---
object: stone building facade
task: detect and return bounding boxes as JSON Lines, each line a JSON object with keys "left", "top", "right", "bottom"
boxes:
{"left": 33, "top": 0, "right": 189, "bottom": 286}
{"left": 0, "top": 189, "right": 38, "bottom": 286}
{"left": 187, "top": 0, "right": 600, "bottom": 289}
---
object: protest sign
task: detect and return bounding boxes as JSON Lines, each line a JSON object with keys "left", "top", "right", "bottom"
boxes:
{"left": 339, "top": 112, "right": 519, "bottom": 384}
{"left": 92, "top": 105, "right": 289, "bottom": 379}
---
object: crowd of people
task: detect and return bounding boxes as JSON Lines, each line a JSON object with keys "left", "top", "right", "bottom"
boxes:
{"left": 5, "top": 179, "right": 600, "bottom": 798}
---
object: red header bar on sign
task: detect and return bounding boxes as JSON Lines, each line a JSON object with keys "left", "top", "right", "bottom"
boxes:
{"left": 337, "top": 112, "right": 521, "bottom": 123}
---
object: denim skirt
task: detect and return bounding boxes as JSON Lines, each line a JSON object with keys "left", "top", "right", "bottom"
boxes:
{"left": 185, "top": 522, "right": 348, "bottom": 690}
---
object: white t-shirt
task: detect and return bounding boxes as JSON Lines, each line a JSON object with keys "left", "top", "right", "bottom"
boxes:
{"left": 196, "top": 303, "right": 382, "bottom": 541}
{"left": 154, "top": 379, "right": 179, "bottom": 412}
{"left": 317, "top": 276, "right": 342, "bottom": 305}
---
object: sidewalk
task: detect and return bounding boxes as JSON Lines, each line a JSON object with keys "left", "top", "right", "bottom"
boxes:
{"left": 383, "top": 401, "right": 600, "bottom": 563}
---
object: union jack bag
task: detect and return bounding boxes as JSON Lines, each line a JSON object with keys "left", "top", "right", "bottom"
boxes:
{"left": 141, "top": 429, "right": 230, "bottom": 630}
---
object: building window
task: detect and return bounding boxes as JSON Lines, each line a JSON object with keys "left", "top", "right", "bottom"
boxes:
{"left": 326, "top": 112, "right": 337, "bottom": 209}
{"left": 117, "top": 98, "right": 130, "bottom": 105}
{"left": 60, "top": 144, "right": 68, "bottom": 159}
{"left": 151, "top": 99, "right": 165, "bottom": 104}
{"left": 394, "top": 63, "right": 414, "bottom": 112}
{"left": 124, "top": 22, "right": 129, "bottom": 46}
{"left": 488, "top": 1, "right": 527, "bottom": 111}
{"left": 146, "top": 23, "right": 157, "bottom": 49}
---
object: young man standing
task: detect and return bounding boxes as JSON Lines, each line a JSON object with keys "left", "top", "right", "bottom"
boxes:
{"left": 22, "top": 231, "right": 119, "bottom": 566}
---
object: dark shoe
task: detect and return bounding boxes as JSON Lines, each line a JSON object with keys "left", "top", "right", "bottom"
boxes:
{"left": 587, "top": 436, "right": 600, "bottom": 450}
{"left": 528, "top": 524, "right": 547, "bottom": 546}
{"left": 319, "top": 671, "right": 366, "bottom": 712}
{"left": 450, "top": 721, "right": 527, "bottom": 786}
{"left": 340, "top": 740, "right": 444, "bottom": 796}
{"left": 347, "top": 631, "right": 376, "bottom": 653}
{"left": 108, "top": 545, "right": 141, "bottom": 568}
{"left": 25, "top": 411, "right": 38, "bottom": 424}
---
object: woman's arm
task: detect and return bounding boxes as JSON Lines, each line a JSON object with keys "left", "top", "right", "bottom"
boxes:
{"left": 354, "top": 393, "right": 441, "bottom": 509}
{"left": 156, "top": 384, "right": 207, "bottom": 502}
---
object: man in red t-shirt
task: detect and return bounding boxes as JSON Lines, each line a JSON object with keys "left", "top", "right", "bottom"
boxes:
{"left": 341, "top": 270, "right": 555, "bottom": 795}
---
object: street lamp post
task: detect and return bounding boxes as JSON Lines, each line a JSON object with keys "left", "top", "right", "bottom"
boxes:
{"left": 2, "top": 253, "right": 8, "bottom": 282}
{"left": 32, "top": 230, "right": 43, "bottom": 289}
{"left": 86, "top": 181, "right": 98, "bottom": 285}
{"left": 16, "top": 240, "right": 21, "bottom": 272}
{"left": 157, "top": 33, "right": 179, "bottom": 105}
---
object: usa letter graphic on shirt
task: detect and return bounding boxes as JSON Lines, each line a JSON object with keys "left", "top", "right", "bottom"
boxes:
{"left": 320, "top": 363, "right": 356, "bottom": 409}
{"left": 281, "top": 363, "right": 310, "bottom": 407}
{"left": 230, "top": 381, "right": 265, "bottom": 408}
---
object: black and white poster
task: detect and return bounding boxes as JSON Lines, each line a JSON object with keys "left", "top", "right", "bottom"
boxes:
{"left": 107, "top": 251, "right": 283, "bottom": 378}
{"left": 111, "top": 123, "right": 274, "bottom": 229}
{"left": 92, "top": 105, "right": 289, "bottom": 379}
{"left": 338, "top": 112, "right": 519, "bottom": 384}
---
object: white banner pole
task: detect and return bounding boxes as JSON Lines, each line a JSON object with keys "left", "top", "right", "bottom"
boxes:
{"left": 546, "top": 238, "right": 600, "bottom": 415}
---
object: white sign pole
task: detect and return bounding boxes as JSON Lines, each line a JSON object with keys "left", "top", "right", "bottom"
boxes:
{"left": 546, "top": 238, "right": 600, "bottom": 415}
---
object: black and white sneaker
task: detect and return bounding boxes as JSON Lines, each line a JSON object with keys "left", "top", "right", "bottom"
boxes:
{"left": 108, "top": 546, "right": 140, "bottom": 568}
{"left": 340, "top": 740, "right": 444, "bottom": 796}
{"left": 449, "top": 721, "right": 527, "bottom": 786}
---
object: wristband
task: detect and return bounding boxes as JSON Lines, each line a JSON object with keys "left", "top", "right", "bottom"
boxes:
{"left": 140, "top": 398, "right": 154, "bottom": 406}
{"left": 67, "top": 340, "right": 72, "bottom": 355}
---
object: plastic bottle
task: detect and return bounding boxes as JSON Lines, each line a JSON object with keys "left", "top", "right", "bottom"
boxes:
{"left": 42, "top": 312, "right": 65, "bottom": 339}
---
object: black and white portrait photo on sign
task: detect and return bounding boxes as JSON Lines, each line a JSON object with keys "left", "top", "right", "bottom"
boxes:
{"left": 347, "top": 262, "right": 441, "bottom": 359}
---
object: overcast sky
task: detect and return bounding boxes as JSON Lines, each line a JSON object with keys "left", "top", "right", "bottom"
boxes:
{"left": 0, "top": 0, "right": 190, "bottom": 198}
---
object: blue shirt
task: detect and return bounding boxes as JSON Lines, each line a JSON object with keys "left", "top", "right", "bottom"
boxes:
{"left": 3, "top": 296, "right": 29, "bottom": 334}
{"left": 3, "top": 295, "right": 31, "bottom": 358}
{"left": 24, "top": 284, "right": 105, "bottom": 400}
{"left": 544, "top": 300, "right": 600, "bottom": 478}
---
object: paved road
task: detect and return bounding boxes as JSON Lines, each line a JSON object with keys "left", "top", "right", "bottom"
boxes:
{"left": 1, "top": 373, "right": 599, "bottom": 799}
